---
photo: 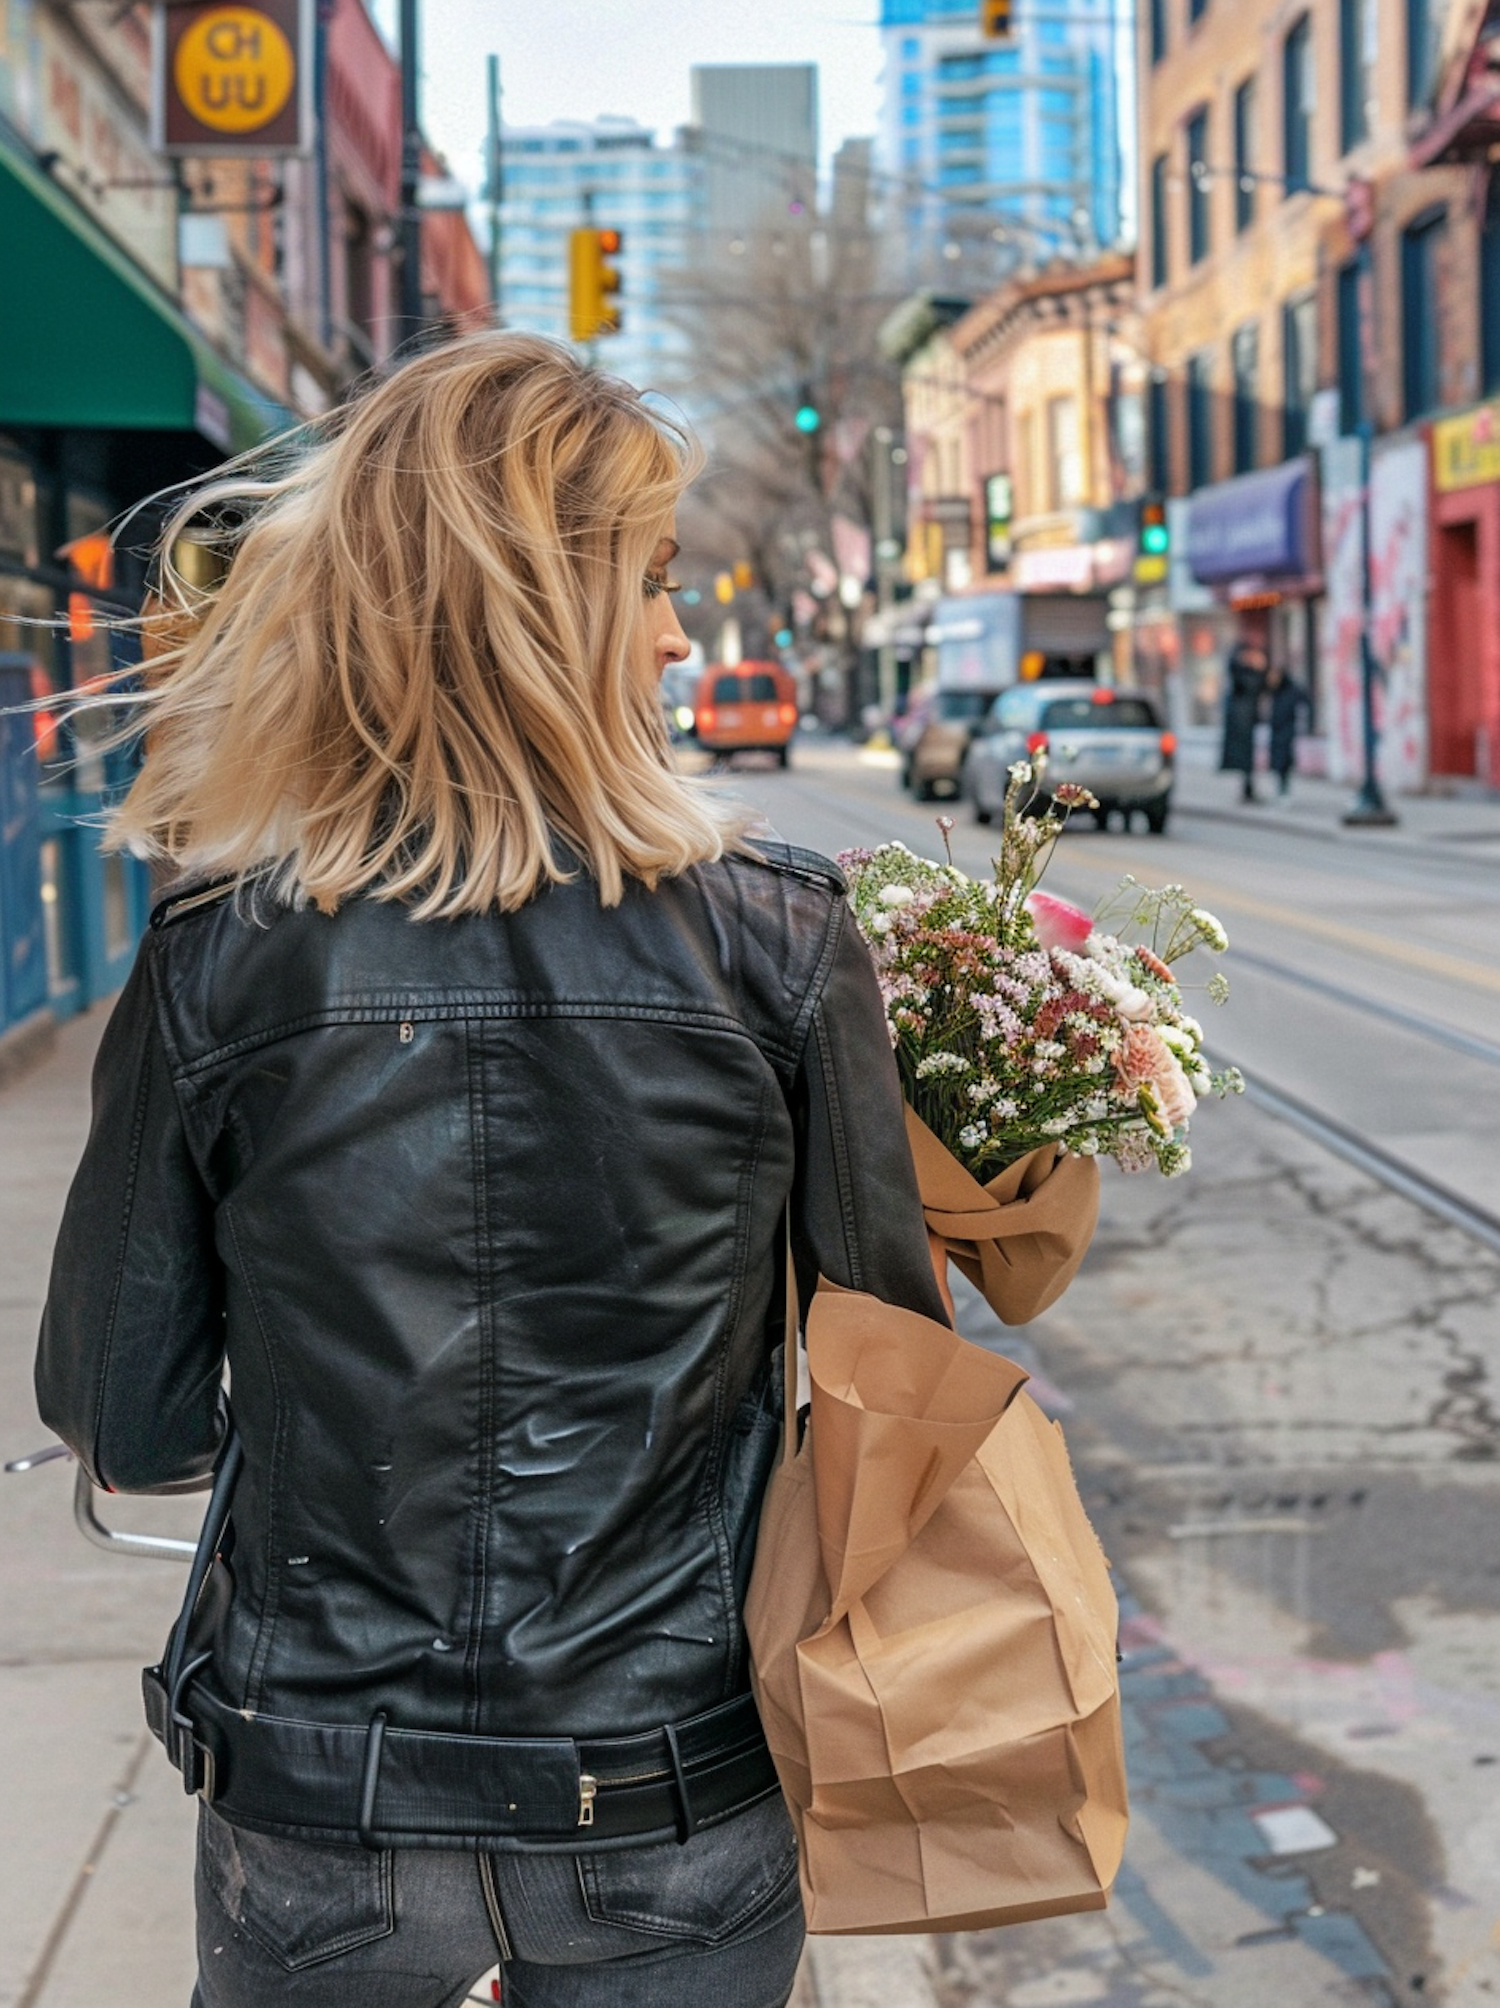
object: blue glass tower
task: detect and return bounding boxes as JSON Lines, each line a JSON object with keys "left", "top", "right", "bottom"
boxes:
{"left": 878, "top": 0, "right": 1125, "bottom": 290}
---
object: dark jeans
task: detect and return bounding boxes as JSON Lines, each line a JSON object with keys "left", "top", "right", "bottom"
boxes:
{"left": 191, "top": 1792, "right": 804, "bottom": 2008}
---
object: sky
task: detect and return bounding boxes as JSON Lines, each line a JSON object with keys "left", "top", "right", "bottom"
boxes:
{"left": 381, "top": 0, "right": 888, "bottom": 187}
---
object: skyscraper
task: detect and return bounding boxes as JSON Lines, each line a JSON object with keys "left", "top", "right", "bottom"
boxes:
{"left": 877, "top": 0, "right": 1125, "bottom": 292}
{"left": 689, "top": 64, "right": 818, "bottom": 246}
{"left": 497, "top": 116, "right": 699, "bottom": 391}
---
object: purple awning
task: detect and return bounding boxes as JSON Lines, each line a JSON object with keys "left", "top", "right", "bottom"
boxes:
{"left": 1185, "top": 457, "right": 1317, "bottom": 584}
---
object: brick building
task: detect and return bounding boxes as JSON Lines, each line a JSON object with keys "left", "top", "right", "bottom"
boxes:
{"left": 1137, "top": 0, "right": 1497, "bottom": 784}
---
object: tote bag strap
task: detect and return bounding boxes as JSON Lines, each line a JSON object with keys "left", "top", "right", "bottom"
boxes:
{"left": 780, "top": 1207, "right": 803, "bottom": 1467}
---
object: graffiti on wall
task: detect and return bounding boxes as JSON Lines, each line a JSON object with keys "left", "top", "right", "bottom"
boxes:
{"left": 1318, "top": 436, "right": 1365, "bottom": 784}
{"left": 1369, "top": 437, "right": 1428, "bottom": 792}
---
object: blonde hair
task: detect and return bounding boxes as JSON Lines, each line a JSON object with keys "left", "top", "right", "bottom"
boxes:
{"left": 115, "top": 332, "right": 737, "bottom": 916}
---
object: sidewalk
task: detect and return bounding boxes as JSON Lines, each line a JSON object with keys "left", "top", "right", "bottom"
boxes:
{"left": 1171, "top": 752, "right": 1500, "bottom": 850}
{"left": 0, "top": 1008, "right": 935, "bottom": 2008}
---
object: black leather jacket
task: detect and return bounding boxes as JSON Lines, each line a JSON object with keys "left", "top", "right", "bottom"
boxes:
{"left": 36, "top": 843, "right": 946, "bottom": 1842}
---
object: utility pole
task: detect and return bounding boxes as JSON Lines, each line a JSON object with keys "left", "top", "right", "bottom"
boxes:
{"left": 486, "top": 54, "right": 503, "bottom": 320}
{"left": 398, "top": 0, "right": 423, "bottom": 348}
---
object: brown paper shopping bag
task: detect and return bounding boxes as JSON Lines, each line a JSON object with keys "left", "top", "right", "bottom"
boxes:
{"left": 746, "top": 1264, "right": 1127, "bottom": 1935}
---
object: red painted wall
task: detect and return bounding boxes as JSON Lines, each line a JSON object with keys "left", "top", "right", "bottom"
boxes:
{"left": 1430, "top": 482, "right": 1500, "bottom": 785}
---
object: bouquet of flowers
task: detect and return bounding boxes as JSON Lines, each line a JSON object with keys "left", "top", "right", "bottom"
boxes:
{"left": 840, "top": 760, "right": 1243, "bottom": 1185}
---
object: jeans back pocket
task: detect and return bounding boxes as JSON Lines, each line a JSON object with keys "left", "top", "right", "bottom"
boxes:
{"left": 577, "top": 1792, "right": 799, "bottom": 1947}
{"left": 198, "top": 1804, "right": 395, "bottom": 1971}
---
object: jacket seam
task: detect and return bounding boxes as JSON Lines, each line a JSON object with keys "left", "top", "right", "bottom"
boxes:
{"left": 788, "top": 890, "right": 847, "bottom": 1063}
{"left": 788, "top": 899, "right": 865, "bottom": 1291}
{"left": 463, "top": 1022, "right": 497, "bottom": 1733}
{"left": 84, "top": 999, "right": 157, "bottom": 1485}
{"left": 696, "top": 1081, "right": 773, "bottom": 1698}
{"left": 224, "top": 1203, "right": 289, "bottom": 1712}
{"left": 171, "top": 1004, "right": 795, "bottom": 1080}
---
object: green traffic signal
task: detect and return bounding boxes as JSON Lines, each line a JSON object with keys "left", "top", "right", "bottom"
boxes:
{"left": 794, "top": 404, "right": 821, "bottom": 435}
{"left": 1142, "top": 524, "right": 1169, "bottom": 556}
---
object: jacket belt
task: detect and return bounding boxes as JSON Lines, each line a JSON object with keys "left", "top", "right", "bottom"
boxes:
{"left": 143, "top": 1669, "right": 778, "bottom": 1851}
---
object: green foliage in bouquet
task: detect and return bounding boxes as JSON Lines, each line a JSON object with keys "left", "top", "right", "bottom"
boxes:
{"left": 840, "top": 761, "right": 1243, "bottom": 1178}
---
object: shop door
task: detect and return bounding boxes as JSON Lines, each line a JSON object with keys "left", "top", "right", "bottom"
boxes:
{"left": 1430, "top": 520, "right": 1483, "bottom": 776}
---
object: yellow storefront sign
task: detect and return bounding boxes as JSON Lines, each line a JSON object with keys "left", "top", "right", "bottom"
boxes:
{"left": 1434, "top": 401, "right": 1500, "bottom": 494}
{"left": 174, "top": 7, "right": 295, "bottom": 135}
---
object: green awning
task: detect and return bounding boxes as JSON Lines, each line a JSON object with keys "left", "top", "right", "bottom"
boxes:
{"left": 0, "top": 139, "right": 293, "bottom": 455}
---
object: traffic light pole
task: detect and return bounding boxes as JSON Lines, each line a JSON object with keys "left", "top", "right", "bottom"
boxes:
{"left": 398, "top": 0, "right": 424, "bottom": 348}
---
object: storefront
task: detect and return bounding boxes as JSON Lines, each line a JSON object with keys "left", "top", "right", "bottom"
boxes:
{"left": 0, "top": 135, "right": 287, "bottom": 1046}
{"left": 1184, "top": 456, "right": 1324, "bottom": 748}
{"left": 1428, "top": 402, "right": 1500, "bottom": 786}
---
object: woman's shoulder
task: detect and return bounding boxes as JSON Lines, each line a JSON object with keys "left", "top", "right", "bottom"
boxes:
{"left": 728, "top": 838, "right": 846, "bottom": 897}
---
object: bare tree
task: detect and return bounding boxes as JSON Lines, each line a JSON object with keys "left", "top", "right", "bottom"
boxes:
{"left": 660, "top": 175, "right": 907, "bottom": 667}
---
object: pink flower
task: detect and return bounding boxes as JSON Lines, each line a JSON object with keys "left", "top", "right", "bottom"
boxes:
{"left": 1115, "top": 1024, "right": 1196, "bottom": 1129}
{"left": 1025, "top": 891, "right": 1094, "bottom": 953}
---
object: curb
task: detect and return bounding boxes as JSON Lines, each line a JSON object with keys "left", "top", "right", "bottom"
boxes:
{"left": 1173, "top": 794, "right": 1500, "bottom": 854}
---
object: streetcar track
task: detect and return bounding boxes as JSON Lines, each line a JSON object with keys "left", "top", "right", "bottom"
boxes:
{"left": 1224, "top": 1063, "right": 1500, "bottom": 1258}
{"left": 1227, "top": 948, "right": 1500, "bottom": 1068}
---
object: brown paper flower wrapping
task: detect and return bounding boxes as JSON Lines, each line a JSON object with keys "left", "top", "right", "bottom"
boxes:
{"left": 905, "top": 1104, "right": 1100, "bottom": 1325}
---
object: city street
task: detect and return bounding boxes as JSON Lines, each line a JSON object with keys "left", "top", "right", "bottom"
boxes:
{"left": 3, "top": 740, "right": 1499, "bottom": 2007}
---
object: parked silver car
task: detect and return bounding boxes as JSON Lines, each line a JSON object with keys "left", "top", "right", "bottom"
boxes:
{"left": 962, "top": 681, "right": 1175, "bottom": 833}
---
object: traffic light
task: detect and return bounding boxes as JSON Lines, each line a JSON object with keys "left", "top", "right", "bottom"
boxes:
{"left": 793, "top": 386, "right": 821, "bottom": 434}
{"left": 980, "top": 0, "right": 1014, "bottom": 38}
{"left": 569, "top": 227, "right": 623, "bottom": 342}
{"left": 1136, "top": 496, "right": 1170, "bottom": 583}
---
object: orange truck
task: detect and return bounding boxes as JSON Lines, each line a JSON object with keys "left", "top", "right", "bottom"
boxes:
{"left": 694, "top": 662, "right": 799, "bottom": 766}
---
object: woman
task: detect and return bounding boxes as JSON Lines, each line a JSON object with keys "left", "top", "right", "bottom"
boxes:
{"left": 1266, "top": 661, "right": 1312, "bottom": 795}
{"left": 1220, "top": 638, "right": 1266, "bottom": 805}
{"left": 35, "top": 335, "right": 949, "bottom": 2008}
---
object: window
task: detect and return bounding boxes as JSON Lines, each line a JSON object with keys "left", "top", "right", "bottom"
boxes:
{"left": 1151, "top": 152, "right": 1169, "bottom": 287}
{"left": 1047, "top": 396, "right": 1084, "bottom": 509}
{"left": 1408, "top": 0, "right": 1435, "bottom": 106}
{"left": 1149, "top": 0, "right": 1168, "bottom": 60}
{"left": 1337, "top": 259, "right": 1365, "bottom": 432}
{"left": 1283, "top": 291, "right": 1318, "bottom": 454}
{"left": 1233, "top": 78, "right": 1257, "bottom": 232}
{"left": 1187, "top": 109, "right": 1210, "bottom": 262}
{"left": 1042, "top": 696, "right": 1162, "bottom": 729}
{"left": 1148, "top": 372, "right": 1172, "bottom": 491}
{"left": 1402, "top": 207, "right": 1446, "bottom": 418}
{"left": 1187, "top": 351, "right": 1215, "bottom": 488}
{"left": 1340, "top": 0, "right": 1376, "bottom": 150}
{"left": 1232, "top": 322, "right": 1260, "bottom": 471}
{"left": 1283, "top": 16, "right": 1313, "bottom": 195}
{"left": 1483, "top": 181, "right": 1500, "bottom": 395}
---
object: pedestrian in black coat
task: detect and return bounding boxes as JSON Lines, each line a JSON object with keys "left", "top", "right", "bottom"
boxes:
{"left": 1220, "top": 642, "right": 1267, "bottom": 803}
{"left": 1267, "top": 663, "right": 1312, "bottom": 794}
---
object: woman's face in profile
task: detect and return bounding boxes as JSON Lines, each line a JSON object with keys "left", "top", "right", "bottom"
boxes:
{"left": 641, "top": 528, "right": 691, "bottom": 684}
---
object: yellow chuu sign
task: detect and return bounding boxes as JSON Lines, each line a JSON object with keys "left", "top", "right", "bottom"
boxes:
{"left": 174, "top": 6, "right": 295, "bottom": 134}
{"left": 1433, "top": 401, "right": 1500, "bottom": 494}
